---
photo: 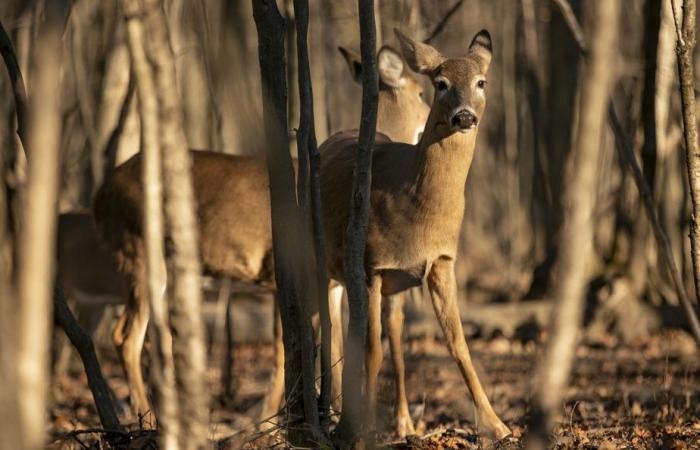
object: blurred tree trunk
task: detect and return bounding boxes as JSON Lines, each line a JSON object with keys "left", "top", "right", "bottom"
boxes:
{"left": 123, "top": 0, "right": 180, "bottom": 447}
{"left": 16, "top": 2, "right": 67, "bottom": 449}
{"left": 526, "top": 0, "right": 582, "bottom": 298}
{"left": 139, "top": 1, "right": 210, "bottom": 448}
{"left": 527, "top": 1, "right": 618, "bottom": 447}
{"left": 335, "top": 0, "right": 378, "bottom": 444}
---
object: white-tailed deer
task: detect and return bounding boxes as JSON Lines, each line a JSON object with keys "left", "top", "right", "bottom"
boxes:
{"left": 319, "top": 30, "right": 511, "bottom": 439}
{"left": 90, "top": 45, "right": 429, "bottom": 423}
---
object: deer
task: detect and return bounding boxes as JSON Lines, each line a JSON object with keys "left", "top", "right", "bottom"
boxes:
{"left": 318, "top": 29, "right": 511, "bottom": 439}
{"left": 90, "top": 44, "right": 429, "bottom": 424}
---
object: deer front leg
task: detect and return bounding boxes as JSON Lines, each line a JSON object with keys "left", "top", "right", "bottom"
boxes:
{"left": 113, "top": 283, "right": 151, "bottom": 420}
{"left": 384, "top": 293, "right": 415, "bottom": 437}
{"left": 259, "top": 300, "right": 285, "bottom": 428}
{"left": 328, "top": 283, "right": 345, "bottom": 412}
{"left": 427, "top": 257, "right": 510, "bottom": 440}
{"left": 365, "top": 274, "right": 384, "bottom": 432}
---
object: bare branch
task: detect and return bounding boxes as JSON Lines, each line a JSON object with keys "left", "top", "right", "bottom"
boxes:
{"left": 423, "top": 0, "right": 464, "bottom": 44}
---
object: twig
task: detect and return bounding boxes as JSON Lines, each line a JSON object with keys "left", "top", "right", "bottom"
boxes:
{"left": 671, "top": 0, "right": 685, "bottom": 47}
{"left": 551, "top": 0, "right": 700, "bottom": 347}
{"left": 423, "top": 0, "right": 464, "bottom": 44}
{"left": 0, "top": 20, "right": 28, "bottom": 144}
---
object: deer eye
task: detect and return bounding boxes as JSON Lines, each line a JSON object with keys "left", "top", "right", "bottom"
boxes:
{"left": 436, "top": 80, "right": 448, "bottom": 92}
{"left": 477, "top": 79, "right": 487, "bottom": 89}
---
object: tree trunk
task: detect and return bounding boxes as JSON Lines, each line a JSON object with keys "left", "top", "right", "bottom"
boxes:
{"left": 335, "top": 0, "right": 379, "bottom": 443}
{"left": 122, "top": 1, "right": 181, "bottom": 447}
{"left": 138, "top": 1, "right": 210, "bottom": 448}
{"left": 252, "top": 1, "right": 327, "bottom": 445}
{"left": 676, "top": 0, "right": 700, "bottom": 303}
{"left": 16, "top": 3, "right": 67, "bottom": 449}
{"left": 527, "top": 1, "right": 618, "bottom": 447}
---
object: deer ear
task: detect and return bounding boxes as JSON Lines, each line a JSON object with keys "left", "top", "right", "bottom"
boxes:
{"left": 377, "top": 46, "right": 405, "bottom": 88}
{"left": 338, "top": 46, "right": 363, "bottom": 83}
{"left": 394, "top": 28, "right": 444, "bottom": 74}
{"left": 468, "top": 29, "right": 492, "bottom": 72}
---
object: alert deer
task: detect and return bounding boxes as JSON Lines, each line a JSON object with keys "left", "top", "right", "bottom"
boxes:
{"left": 90, "top": 45, "right": 429, "bottom": 422}
{"left": 319, "top": 30, "right": 511, "bottom": 439}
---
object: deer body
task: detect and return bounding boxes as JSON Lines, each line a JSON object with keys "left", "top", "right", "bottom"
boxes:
{"left": 323, "top": 30, "right": 511, "bottom": 439}
{"left": 89, "top": 45, "right": 429, "bottom": 424}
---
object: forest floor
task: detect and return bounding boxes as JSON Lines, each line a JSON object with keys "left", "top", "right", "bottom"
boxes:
{"left": 47, "top": 330, "right": 700, "bottom": 449}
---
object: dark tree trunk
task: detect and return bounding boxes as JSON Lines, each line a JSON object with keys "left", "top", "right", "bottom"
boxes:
{"left": 335, "top": 0, "right": 379, "bottom": 444}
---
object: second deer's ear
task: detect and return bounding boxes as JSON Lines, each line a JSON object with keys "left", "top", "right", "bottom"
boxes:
{"left": 468, "top": 29, "right": 492, "bottom": 73}
{"left": 394, "top": 29, "right": 444, "bottom": 74}
{"left": 338, "top": 46, "right": 362, "bottom": 83}
{"left": 377, "top": 46, "right": 405, "bottom": 88}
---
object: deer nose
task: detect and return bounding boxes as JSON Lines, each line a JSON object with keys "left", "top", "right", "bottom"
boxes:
{"left": 451, "top": 110, "right": 477, "bottom": 130}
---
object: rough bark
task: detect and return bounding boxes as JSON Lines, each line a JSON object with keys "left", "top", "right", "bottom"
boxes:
{"left": 138, "top": 1, "right": 210, "bottom": 448}
{"left": 335, "top": 0, "right": 379, "bottom": 443}
{"left": 16, "top": 3, "right": 67, "bottom": 449}
{"left": 527, "top": 1, "right": 619, "bottom": 447}
{"left": 675, "top": 0, "right": 700, "bottom": 305}
{"left": 122, "top": 1, "right": 180, "bottom": 447}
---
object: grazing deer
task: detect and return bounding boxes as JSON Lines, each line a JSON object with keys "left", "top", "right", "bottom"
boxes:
{"left": 319, "top": 30, "right": 511, "bottom": 439}
{"left": 90, "top": 45, "right": 429, "bottom": 422}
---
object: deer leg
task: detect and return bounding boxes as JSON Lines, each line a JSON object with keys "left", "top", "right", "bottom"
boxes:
{"left": 365, "top": 274, "right": 383, "bottom": 431}
{"left": 426, "top": 257, "right": 510, "bottom": 440}
{"left": 384, "top": 293, "right": 414, "bottom": 437}
{"left": 114, "top": 282, "right": 151, "bottom": 419}
{"left": 328, "top": 283, "right": 344, "bottom": 412}
{"left": 259, "top": 300, "right": 285, "bottom": 428}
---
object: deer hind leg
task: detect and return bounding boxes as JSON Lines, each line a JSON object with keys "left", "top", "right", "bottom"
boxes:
{"left": 384, "top": 293, "right": 414, "bottom": 437}
{"left": 113, "top": 275, "right": 152, "bottom": 420}
{"left": 259, "top": 300, "right": 285, "bottom": 428}
{"left": 365, "top": 274, "right": 384, "bottom": 431}
{"left": 328, "top": 283, "right": 344, "bottom": 412}
{"left": 426, "top": 257, "right": 511, "bottom": 440}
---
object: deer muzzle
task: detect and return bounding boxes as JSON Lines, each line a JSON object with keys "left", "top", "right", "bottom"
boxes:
{"left": 451, "top": 109, "right": 478, "bottom": 131}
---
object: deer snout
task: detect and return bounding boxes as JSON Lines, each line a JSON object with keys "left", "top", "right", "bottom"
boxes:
{"left": 451, "top": 109, "right": 478, "bottom": 131}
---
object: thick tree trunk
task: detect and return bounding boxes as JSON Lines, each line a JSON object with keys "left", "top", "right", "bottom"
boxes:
{"left": 252, "top": 1, "right": 326, "bottom": 445}
{"left": 139, "top": 1, "right": 210, "bottom": 448}
{"left": 122, "top": 1, "right": 180, "bottom": 448}
{"left": 16, "top": 3, "right": 67, "bottom": 449}
{"left": 527, "top": 1, "right": 618, "bottom": 447}
{"left": 335, "top": 0, "right": 379, "bottom": 443}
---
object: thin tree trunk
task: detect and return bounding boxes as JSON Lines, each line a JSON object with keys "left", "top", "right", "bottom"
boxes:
{"left": 16, "top": 3, "right": 67, "bottom": 449}
{"left": 138, "top": 1, "right": 210, "bottom": 448}
{"left": 122, "top": 1, "right": 179, "bottom": 448}
{"left": 674, "top": 0, "right": 700, "bottom": 303}
{"left": 293, "top": 0, "right": 332, "bottom": 431}
{"left": 336, "top": 0, "right": 378, "bottom": 443}
{"left": 526, "top": 1, "right": 619, "bottom": 447}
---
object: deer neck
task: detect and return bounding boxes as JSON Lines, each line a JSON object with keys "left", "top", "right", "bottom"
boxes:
{"left": 413, "top": 117, "right": 478, "bottom": 206}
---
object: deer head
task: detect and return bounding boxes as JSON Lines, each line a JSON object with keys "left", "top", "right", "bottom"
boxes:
{"left": 395, "top": 29, "right": 492, "bottom": 144}
{"left": 339, "top": 45, "right": 430, "bottom": 144}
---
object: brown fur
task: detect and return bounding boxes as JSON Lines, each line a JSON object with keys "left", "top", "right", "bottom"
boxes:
{"left": 321, "top": 29, "right": 510, "bottom": 439}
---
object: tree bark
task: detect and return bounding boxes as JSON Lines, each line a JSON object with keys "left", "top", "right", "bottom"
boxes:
{"left": 293, "top": 0, "right": 332, "bottom": 432}
{"left": 675, "top": 0, "right": 700, "bottom": 304}
{"left": 252, "top": 1, "right": 327, "bottom": 445}
{"left": 527, "top": 1, "right": 619, "bottom": 447}
{"left": 122, "top": 1, "right": 180, "bottom": 448}
{"left": 137, "top": 1, "right": 210, "bottom": 448}
{"left": 16, "top": 3, "right": 68, "bottom": 449}
{"left": 335, "top": 0, "right": 379, "bottom": 443}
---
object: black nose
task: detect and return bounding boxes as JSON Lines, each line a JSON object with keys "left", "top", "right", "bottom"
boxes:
{"left": 451, "top": 110, "right": 477, "bottom": 129}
